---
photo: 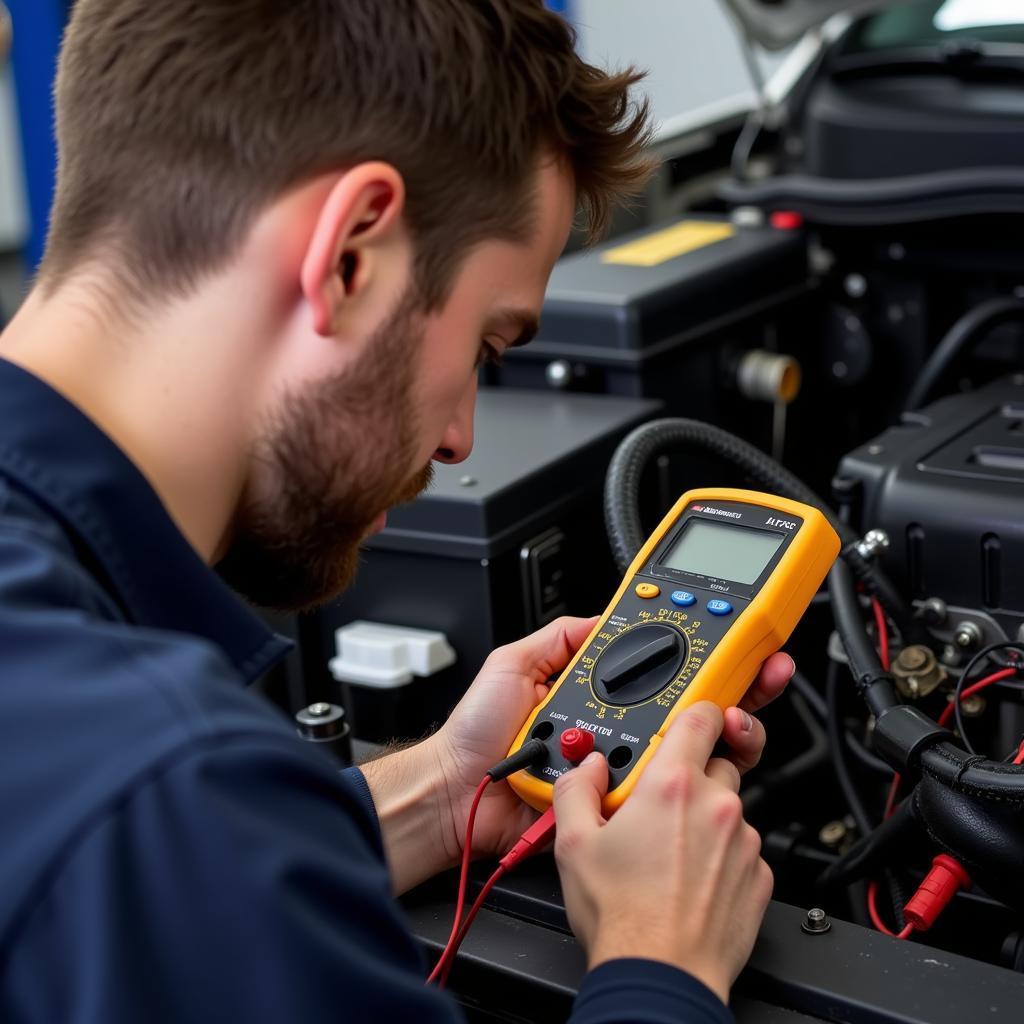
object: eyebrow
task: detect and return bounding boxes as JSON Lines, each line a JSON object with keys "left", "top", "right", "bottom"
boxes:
{"left": 488, "top": 308, "right": 540, "bottom": 348}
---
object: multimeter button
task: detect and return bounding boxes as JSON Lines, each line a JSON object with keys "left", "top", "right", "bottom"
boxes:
{"left": 707, "top": 599, "right": 733, "bottom": 616}
{"left": 670, "top": 590, "right": 696, "bottom": 607}
{"left": 635, "top": 583, "right": 660, "bottom": 599}
{"left": 560, "top": 728, "right": 595, "bottom": 763}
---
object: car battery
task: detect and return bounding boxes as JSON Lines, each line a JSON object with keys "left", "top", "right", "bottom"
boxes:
{"left": 838, "top": 374, "right": 1024, "bottom": 642}
{"left": 486, "top": 214, "right": 811, "bottom": 426}
{"left": 300, "top": 388, "right": 661, "bottom": 743}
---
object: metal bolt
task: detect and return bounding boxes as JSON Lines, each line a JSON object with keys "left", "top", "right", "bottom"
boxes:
{"left": 818, "top": 821, "right": 848, "bottom": 850}
{"left": 855, "top": 529, "right": 890, "bottom": 560}
{"left": 867, "top": 444, "right": 884, "bottom": 456}
{"left": 843, "top": 273, "right": 867, "bottom": 299}
{"left": 802, "top": 908, "right": 832, "bottom": 934}
{"left": 897, "top": 646, "right": 927, "bottom": 672}
{"left": 961, "top": 694, "right": 986, "bottom": 718}
{"left": 954, "top": 621, "right": 982, "bottom": 650}
{"left": 459, "top": 475, "right": 477, "bottom": 487}
{"left": 922, "top": 597, "right": 948, "bottom": 627}
{"left": 832, "top": 361, "right": 849, "bottom": 379}
{"left": 307, "top": 702, "right": 332, "bottom": 718}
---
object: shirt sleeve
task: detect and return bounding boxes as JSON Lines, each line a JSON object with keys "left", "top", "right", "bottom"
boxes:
{"left": 569, "top": 959, "right": 735, "bottom": 1024}
{"left": 2, "top": 734, "right": 464, "bottom": 1024}
{"left": 340, "top": 764, "right": 383, "bottom": 849}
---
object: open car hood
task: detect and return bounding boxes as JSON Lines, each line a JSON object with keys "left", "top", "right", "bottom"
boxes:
{"left": 720, "top": 0, "right": 901, "bottom": 50}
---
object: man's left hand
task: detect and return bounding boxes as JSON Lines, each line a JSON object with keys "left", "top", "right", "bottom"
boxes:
{"left": 430, "top": 615, "right": 796, "bottom": 867}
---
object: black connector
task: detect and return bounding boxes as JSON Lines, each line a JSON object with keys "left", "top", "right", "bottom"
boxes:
{"left": 486, "top": 738, "right": 548, "bottom": 782}
{"left": 874, "top": 705, "right": 954, "bottom": 774}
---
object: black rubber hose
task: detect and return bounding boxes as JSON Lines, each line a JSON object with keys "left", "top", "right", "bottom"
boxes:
{"left": 919, "top": 742, "right": 1024, "bottom": 797}
{"left": 828, "top": 558, "right": 899, "bottom": 719}
{"left": 904, "top": 297, "right": 1024, "bottom": 413}
{"left": 826, "top": 661, "right": 873, "bottom": 838}
{"left": 603, "top": 418, "right": 916, "bottom": 639}
{"left": 603, "top": 418, "right": 853, "bottom": 576}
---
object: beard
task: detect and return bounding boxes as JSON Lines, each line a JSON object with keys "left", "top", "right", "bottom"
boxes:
{"left": 217, "top": 287, "right": 434, "bottom": 612}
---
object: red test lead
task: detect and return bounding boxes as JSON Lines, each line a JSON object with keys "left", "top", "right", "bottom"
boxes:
{"left": 903, "top": 854, "right": 972, "bottom": 932}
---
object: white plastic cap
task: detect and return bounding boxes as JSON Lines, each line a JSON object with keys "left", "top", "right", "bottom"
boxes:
{"left": 328, "top": 621, "right": 456, "bottom": 689}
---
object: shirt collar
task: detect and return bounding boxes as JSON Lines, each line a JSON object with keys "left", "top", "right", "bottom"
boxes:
{"left": 0, "top": 358, "right": 291, "bottom": 683}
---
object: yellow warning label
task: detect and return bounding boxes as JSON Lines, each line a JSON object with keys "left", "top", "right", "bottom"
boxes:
{"left": 601, "top": 220, "right": 735, "bottom": 268}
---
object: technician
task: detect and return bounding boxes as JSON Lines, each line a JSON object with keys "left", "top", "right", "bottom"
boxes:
{"left": 0, "top": 2, "right": 790, "bottom": 1021}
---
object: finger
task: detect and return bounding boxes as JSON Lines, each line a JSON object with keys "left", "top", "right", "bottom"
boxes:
{"left": 721, "top": 706, "right": 767, "bottom": 774}
{"left": 739, "top": 652, "right": 795, "bottom": 714}
{"left": 705, "top": 756, "right": 741, "bottom": 793}
{"left": 656, "top": 701, "right": 725, "bottom": 769}
{"left": 488, "top": 615, "right": 600, "bottom": 683}
{"left": 552, "top": 751, "right": 609, "bottom": 841}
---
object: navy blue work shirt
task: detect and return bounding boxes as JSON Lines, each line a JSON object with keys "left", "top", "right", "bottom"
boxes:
{"left": 0, "top": 358, "right": 731, "bottom": 1023}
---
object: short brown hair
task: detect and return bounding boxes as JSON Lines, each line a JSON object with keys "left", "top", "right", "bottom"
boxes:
{"left": 42, "top": 0, "right": 654, "bottom": 309}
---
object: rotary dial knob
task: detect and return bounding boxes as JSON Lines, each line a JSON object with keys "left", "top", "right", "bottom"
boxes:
{"left": 593, "top": 623, "right": 688, "bottom": 706}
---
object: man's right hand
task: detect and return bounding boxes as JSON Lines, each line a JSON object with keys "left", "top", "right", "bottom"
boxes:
{"left": 551, "top": 701, "right": 774, "bottom": 1005}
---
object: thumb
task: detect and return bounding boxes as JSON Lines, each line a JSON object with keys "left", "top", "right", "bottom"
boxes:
{"left": 552, "top": 751, "right": 609, "bottom": 839}
{"left": 489, "top": 615, "right": 599, "bottom": 679}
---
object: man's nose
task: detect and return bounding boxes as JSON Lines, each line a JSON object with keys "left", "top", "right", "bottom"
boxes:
{"left": 433, "top": 376, "right": 477, "bottom": 464}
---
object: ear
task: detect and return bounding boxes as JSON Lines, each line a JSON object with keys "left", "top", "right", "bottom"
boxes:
{"left": 299, "top": 162, "right": 407, "bottom": 337}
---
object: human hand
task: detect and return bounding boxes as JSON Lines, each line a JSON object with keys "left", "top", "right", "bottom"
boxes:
{"left": 431, "top": 618, "right": 794, "bottom": 867}
{"left": 552, "top": 701, "right": 774, "bottom": 1005}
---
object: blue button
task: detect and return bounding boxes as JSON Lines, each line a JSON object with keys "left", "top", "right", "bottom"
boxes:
{"left": 671, "top": 590, "right": 696, "bottom": 607}
{"left": 707, "top": 599, "right": 733, "bottom": 616}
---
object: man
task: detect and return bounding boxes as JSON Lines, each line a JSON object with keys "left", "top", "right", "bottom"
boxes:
{"left": 0, "top": 2, "right": 791, "bottom": 1021}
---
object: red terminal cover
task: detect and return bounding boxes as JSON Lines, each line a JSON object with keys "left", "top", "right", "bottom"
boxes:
{"left": 560, "top": 728, "right": 595, "bottom": 763}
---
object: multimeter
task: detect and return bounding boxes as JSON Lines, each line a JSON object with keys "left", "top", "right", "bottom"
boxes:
{"left": 507, "top": 487, "right": 840, "bottom": 816}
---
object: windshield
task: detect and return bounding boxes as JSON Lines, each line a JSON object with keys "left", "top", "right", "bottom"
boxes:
{"left": 843, "top": 0, "right": 1024, "bottom": 52}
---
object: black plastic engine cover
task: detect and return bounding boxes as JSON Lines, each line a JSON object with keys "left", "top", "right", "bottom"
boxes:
{"left": 839, "top": 375, "right": 1024, "bottom": 633}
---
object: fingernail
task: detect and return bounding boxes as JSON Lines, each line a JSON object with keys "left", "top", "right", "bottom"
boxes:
{"left": 786, "top": 655, "right": 796, "bottom": 680}
{"left": 582, "top": 751, "right": 603, "bottom": 766}
{"left": 740, "top": 710, "right": 753, "bottom": 732}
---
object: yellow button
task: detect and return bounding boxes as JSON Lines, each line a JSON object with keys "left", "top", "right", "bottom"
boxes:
{"left": 635, "top": 583, "right": 661, "bottom": 599}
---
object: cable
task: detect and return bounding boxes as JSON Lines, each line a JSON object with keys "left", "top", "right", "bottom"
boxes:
{"left": 427, "top": 739, "right": 551, "bottom": 985}
{"left": 1014, "top": 742, "right": 1024, "bottom": 766}
{"left": 904, "top": 297, "right": 1024, "bottom": 412}
{"left": 867, "top": 879, "right": 915, "bottom": 940}
{"left": 946, "top": 663, "right": 1021, "bottom": 755}
{"left": 429, "top": 775, "right": 491, "bottom": 984}
{"left": 871, "top": 597, "right": 890, "bottom": 672}
{"left": 944, "top": 644, "right": 1024, "bottom": 755}
{"left": 432, "top": 807, "right": 557, "bottom": 986}
{"left": 826, "top": 661, "right": 872, "bottom": 837}
{"left": 437, "top": 864, "right": 507, "bottom": 986}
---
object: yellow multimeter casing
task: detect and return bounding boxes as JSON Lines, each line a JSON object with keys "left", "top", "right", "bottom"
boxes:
{"left": 506, "top": 487, "right": 840, "bottom": 817}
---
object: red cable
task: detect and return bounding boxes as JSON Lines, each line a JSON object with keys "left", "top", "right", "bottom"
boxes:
{"left": 430, "top": 805, "right": 558, "bottom": 987}
{"left": 937, "top": 667, "right": 1017, "bottom": 729}
{"left": 870, "top": 597, "right": 890, "bottom": 671}
{"left": 437, "top": 864, "right": 507, "bottom": 985}
{"left": 883, "top": 773, "right": 901, "bottom": 819}
{"left": 867, "top": 879, "right": 914, "bottom": 939}
{"left": 427, "top": 776, "right": 491, "bottom": 984}
{"left": 1013, "top": 741, "right": 1024, "bottom": 766}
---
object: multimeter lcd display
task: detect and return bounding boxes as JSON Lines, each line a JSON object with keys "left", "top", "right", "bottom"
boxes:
{"left": 660, "top": 520, "right": 785, "bottom": 585}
